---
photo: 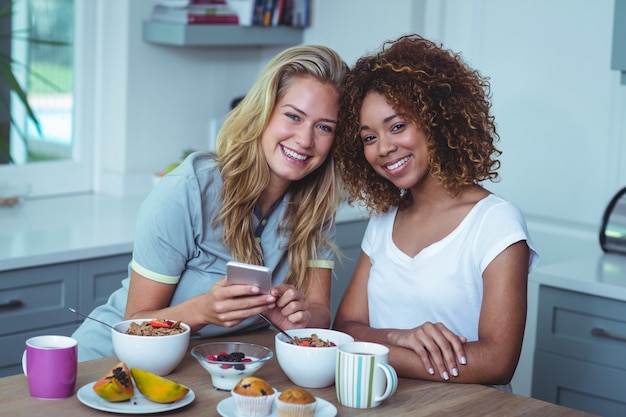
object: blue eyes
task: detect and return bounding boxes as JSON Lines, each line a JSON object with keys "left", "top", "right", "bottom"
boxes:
{"left": 318, "top": 124, "right": 333, "bottom": 133}
{"left": 286, "top": 113, "right": 300, "bottom": 121}
{"left": 284, "top": 112, "right": 333, "bottom": 133}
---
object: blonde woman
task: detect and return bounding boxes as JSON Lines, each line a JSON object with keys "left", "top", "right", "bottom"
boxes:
{"left": 73, "top": 45, "right": 348, "bottom": 361}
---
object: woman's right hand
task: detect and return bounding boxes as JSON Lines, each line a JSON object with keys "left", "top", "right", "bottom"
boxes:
{"left": 201, "top": 277, "right": 277, "bottom": 328}
{"left": 387, "top": 322, "right": 468, "bottom": 381}
{"left": 125, "top": 272, "right": 276, "bottom": 333}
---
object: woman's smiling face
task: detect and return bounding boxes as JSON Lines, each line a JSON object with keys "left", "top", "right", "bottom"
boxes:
{"left": 359, "top": 91, "right": 432, "bottom": 191}
{"left": 261, "top": 75, "right": 338, "bottom": 191}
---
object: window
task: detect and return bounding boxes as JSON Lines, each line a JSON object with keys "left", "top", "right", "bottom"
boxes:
{"left": 0, "top": 0, "right": 95, "bottom": 197}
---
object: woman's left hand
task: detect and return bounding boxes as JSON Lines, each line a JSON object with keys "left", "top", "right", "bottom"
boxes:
{"left": 264, "top": 284, "right": 311, "bottom": 329}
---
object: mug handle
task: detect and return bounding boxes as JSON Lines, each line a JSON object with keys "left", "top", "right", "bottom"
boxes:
{"left": 374, "top": 362, "right": 398, "bottom": 402}
{"left": 22, "top": 350, "right": 28, "bottom": 376}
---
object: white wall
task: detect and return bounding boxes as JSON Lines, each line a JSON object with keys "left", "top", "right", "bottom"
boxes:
{"left": 97, "top": 0, "right": 625, "bottom": 397}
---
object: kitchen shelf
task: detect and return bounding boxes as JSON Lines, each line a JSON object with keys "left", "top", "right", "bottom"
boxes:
{"left": 142, "top": 21, "right": 303, "bottom": 47}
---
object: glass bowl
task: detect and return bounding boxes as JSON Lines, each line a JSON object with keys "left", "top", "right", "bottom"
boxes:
{"left": 191, "top": 342, "right": 273, "bottom": 391}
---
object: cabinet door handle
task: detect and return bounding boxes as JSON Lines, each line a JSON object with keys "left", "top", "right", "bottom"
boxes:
{"left": 0, "top": 299, "right": 24, "bottom": 311}
{"left": 591, "top": 327, "right": 626, "bottom": 343}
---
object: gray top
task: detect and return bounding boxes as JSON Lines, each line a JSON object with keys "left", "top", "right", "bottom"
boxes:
{"left": 72, "top": 152, "right": 335, "bottom": 361}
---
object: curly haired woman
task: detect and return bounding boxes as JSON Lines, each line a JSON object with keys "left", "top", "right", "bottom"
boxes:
{"left": 333, "top": 34, "right": 538, "bottom": 391}
{"left": 73, "top": 45, "right": 348, "bottom": 361}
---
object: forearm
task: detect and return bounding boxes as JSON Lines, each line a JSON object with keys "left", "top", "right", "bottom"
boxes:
{"left": 389, "top": 340, "right": 520, "bottom": 385}
{"left": 335, "top": 319, "right": 520, "bottom": 385}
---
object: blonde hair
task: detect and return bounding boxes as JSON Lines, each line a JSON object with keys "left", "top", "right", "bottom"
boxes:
{"left": 215, "top": 45, "right": 348, "bottom": 290}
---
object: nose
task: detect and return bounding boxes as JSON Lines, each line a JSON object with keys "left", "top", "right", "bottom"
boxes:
{"left": 377, "top": 133, "right": 397, "bottom": 156}
{"left": 295, "top": 125, "right": 315, "bottom": 149}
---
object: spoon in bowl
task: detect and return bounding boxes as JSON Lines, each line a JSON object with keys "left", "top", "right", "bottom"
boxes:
{"left": 257, "top": 313, "right": 298, "bottom": 345}
{"left": 68, "top": 307, "right": 119, "bottom": 332}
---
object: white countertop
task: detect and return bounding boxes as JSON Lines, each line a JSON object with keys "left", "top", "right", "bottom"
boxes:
{"left": 530, "top": 251, "right": 626, "bottom": 302}
{"left": 0, "top": 193, "right": 369, "bottom": 272}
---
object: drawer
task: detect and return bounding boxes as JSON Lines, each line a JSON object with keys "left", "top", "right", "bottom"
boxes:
{"left": 78, "top": 254, "right": 130, "bottom": 313}
{"left": 532, "top": 351, "right": 626, "bottom": 417}
{"left": 0, "top": 323, "right": 78, "bottom": 377}
{"left": 536, "top": 285, "right": 626, "bottom": 370}
{"left": 0, "top": 263, "right": 79, "bottom": 336}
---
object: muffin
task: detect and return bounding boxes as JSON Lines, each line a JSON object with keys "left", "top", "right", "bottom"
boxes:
{"left": 231, "top": 376, "right": 276, "bottom": 417}
{"left": 276, "top": 387, "right": 317, "bottom": 417}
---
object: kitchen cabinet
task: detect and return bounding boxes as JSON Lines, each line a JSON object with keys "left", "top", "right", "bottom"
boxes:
{"left": 532, "top": 285, "right": 626, "bottom": 416}
{"left": 0, "top": 253, "right": 131, "bottom": 377}
{"left": 142, "top": 21, "right": 303, "bottom": 47}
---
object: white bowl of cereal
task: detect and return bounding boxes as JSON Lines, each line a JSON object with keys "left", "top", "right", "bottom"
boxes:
{"left": 191, "top": 342, "right": 273, "bottom": 391}
{"left": 275, "top": 328, "right": 354, "bottom": 388}
{"left": 111, "top": 318, "right": 190, "bottom": 376}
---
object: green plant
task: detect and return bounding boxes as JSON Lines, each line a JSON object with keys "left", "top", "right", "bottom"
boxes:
{"left": 0, "top": 1, "right": 67, "bottom": 164}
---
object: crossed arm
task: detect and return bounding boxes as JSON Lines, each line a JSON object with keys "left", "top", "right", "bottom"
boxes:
{"left": 333, "top": 241, "right": 530, "bottom": 385}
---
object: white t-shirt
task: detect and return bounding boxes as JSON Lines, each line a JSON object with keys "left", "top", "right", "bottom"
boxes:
{"left": 363, "top": 194, "right": 539, "bottom": 341}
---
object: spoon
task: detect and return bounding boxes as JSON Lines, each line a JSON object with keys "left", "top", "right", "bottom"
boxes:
{"left": 257, "top": 313, "right": 298, "bottom": 345}
{"left": 68, "top": 307, "right": 119, "bottom": 332}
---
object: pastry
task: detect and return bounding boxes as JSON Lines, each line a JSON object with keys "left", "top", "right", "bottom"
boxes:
{"left": 231, "top": 376, "right": 276, "bottom": 417}
{"left": 276, "top": 386, "right": 317, "bottom": 417}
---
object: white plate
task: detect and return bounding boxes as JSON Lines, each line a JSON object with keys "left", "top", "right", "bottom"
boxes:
{"left": 217, "top": 395, "right": 337, "bottom": 417}
{"left": 77, "top": 381, "right": 195, "bottom": 414}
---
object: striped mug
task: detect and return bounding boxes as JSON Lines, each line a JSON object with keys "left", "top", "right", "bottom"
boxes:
{"left": 335, "top": 341, "right": 398, "bottom": 408}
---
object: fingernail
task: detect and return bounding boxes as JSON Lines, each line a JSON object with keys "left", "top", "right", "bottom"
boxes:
{"left": 460, "top": 356, "right": 467, "bottom": 365}
{"left": 442, "top": 371, "right": 449, "bottom": 380}
{"left": 428, "top": 368, "right": 435, "bottom": 375}
{"left": 266, "top": 296, "right": 276, "bottom": 302}
{"left": 452, "top": 368, "right": 458, "bottom": 377}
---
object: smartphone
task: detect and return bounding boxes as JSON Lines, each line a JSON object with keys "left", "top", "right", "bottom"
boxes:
{"left": 226, "top": 261, "right": 272, "bottom": 294}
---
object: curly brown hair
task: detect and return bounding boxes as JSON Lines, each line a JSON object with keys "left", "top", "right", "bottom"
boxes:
{"left": 335, "top": 34, "right": 501, "bottom": 213}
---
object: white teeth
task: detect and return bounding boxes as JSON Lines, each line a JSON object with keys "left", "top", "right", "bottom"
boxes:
{"left": 386, "top": 156, "right": 410, "bottom": 170}
{"left": 282, "top": 146, "right": 308, "bottom": 161}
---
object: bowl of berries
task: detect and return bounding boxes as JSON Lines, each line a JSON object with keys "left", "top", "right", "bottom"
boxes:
{"left": 191, "top": 342, "right": 273, "bottom": 391}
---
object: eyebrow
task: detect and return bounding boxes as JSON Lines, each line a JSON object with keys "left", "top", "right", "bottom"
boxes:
{"left": 360, "top": 114, "right": 397, "bottom": 132}
{"left": 282, "top": 104, "right": 337, "bottom": 124}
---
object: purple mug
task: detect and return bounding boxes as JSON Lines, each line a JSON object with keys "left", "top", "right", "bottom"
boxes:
{"left": 22, "top": 335, "right": 78, "bottom": 399}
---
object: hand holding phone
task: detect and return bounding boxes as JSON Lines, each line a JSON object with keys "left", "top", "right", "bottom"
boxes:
{"left": 226, "top": 261, "right": 272, "bottom": 294}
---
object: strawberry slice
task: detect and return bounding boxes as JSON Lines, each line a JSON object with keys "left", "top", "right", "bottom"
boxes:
{"left": 150, "top": 319, "right": 171, "bottom": 328}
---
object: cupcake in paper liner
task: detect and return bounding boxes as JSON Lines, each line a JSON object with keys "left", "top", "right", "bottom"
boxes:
{"left": 231, "top": 377, "right": 277, "bottom": 417}
{"left": 276, "top": 387, "right": 317, "bottom": 417}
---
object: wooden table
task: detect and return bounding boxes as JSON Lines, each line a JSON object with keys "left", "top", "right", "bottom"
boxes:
{"left": 1, "top": 329, "right": 598, "bottom": 416}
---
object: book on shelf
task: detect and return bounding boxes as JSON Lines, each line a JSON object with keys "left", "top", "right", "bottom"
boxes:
{"left": 150, "top": 0, "right": 310, "bottom": 27}
{"left": 290, "top": 0, "right": 310, "bottom": 27}
{"left": 151, "top": 3, "right": 239, "bottom": 25}
{"left": 271, "top": 0, "right": 284, "bottom": 26}
{"left": 251, "top": 0, "right": 309, "bottom": 27}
